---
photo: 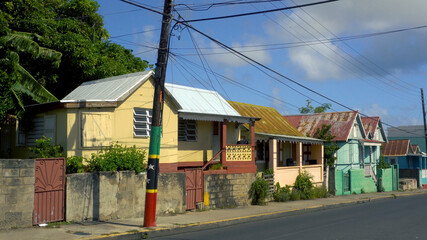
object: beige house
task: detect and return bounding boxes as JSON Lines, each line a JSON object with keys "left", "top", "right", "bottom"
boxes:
{"left": 228, "top": 101, "right": 324, "bottom": 186}
{"left": 3, "top": 71, "right": 258, "bottom": 174}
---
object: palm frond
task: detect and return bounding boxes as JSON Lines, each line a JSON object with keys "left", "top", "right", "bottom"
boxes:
{"left": 14, "top": 64, "right": 58, "bottom": 103}
{"left": 1, "top": 33, "right": 39, "bottom": 56}
{"left": 11, "top": 88, "right": 25, "bottom": 110}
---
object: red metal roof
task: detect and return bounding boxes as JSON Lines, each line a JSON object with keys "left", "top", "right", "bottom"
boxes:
{"left": 361, "top": 117, "right": 379, "bottom": 137}
{"left": 410, "top": 144, "right": 421, "bottom": 155}
{"left": 381, "top": 139, "right": 410, "bottom": 156}
{"left": 228, "top": 101, "right": 303, "bottom": 136}
{"left": 284, "top": 111, "right": 358, "bottom": 141}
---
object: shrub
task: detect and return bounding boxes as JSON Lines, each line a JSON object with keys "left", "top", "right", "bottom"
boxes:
{"left": 210, "top": 163, "right": 223, "bottom": 170}
{"left": 263, "top": 168, "right": 274, "bottom": 176}
{"left": 294, "top": 170, "right": 314, "bottom": 195}
{"left": 29, "top": 136, "right": 63, "bottom": 158}
{"left": 312, "top": 186, "right": 329, "bottom": 198}
{"left": 66, "top": 156, "right": 86, "bottom": 174}
{"left": 273, "top": 182, "right": 291, "bottom": 202}
{"left": 250, "top": 177, "right": 269, "bottom": 205}
{"left": 86, "top": 143, "right": 147, "bottom": 173}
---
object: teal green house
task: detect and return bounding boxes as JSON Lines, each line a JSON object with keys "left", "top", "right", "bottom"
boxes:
{"left": 285, "top": 112, "right": 397, "bottom": 195}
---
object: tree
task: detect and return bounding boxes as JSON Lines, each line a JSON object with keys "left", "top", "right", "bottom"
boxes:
{"left": 1, "top": 0, "right": 151, "bottom": 120}
{"left": 0, "top": 6, "right": 61, "bottom": 120}
{"left": 299, "top": 100, "right": 331, "bottom": 114}
{"left": 313, "top": 124, "right": 340, "bottom": 167}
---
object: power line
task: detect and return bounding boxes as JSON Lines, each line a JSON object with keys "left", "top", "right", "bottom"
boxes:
{"left": 120, "top": 0, "right": 423, "bottom": 137}
{"left": 175, "top": 17, "right": 422, "bottom": 136}
{"left": 110, "top": 28, "right": 160, "bottom": 39}
{"left": 286, "top": 0, "right": 419, "bottom": 94}
{"left": 169, "top": 53, "right": 300, "bottom": 111}
{"left": 178, "top": 0, "right": 338, "bottom": 23}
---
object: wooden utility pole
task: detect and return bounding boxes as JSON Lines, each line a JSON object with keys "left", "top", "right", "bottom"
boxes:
{"left": 144, "top": 0, "right": 173, "bottom": 227}
{"left": 421, "top": 88, "right": 427, "bottom": 153}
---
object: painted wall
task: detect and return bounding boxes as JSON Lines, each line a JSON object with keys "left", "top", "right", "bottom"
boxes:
{"left": 349, "top": 169, "right": 377, "bottom": 194}
{"left": 335, "top": 170, "right": 343, "bottom": 196}
{"left": 178, "top": 121, "right": 213, "bottom": 163}
{"left": 378, "top": 168, "right": 393, "bottom": 192}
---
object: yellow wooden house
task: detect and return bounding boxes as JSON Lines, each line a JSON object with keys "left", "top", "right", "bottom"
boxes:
{"left": 3, "top": 71, "right": 258, "bottom": 174}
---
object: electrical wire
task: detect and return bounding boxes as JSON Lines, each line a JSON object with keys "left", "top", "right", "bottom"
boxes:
{"left": 179, "top": 0, "right": 338, "bottom": 23}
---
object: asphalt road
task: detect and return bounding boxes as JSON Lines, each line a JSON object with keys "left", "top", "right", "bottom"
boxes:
{"left": 152, "top": 194, "right": 427, "bottom": 240}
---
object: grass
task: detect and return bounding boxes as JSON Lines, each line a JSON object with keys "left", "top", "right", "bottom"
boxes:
{"left": 46, "top": 221, "right": 75, "bottom": 228}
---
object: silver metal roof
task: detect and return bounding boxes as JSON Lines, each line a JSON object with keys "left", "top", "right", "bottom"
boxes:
{"left": 179, "top": 112, "right": 258, "bottom": 124}
{"left": 61, "top": 71, "right": 153, "bottom": 102}
{"left": 165, "top": 83, "right": 240, "bottom": 117}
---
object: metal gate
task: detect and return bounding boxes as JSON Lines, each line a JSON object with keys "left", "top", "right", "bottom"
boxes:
{"left": 343, "top": 173, "right": 350, "bottom": 192}
{"left": 185, "top": 169, "right": 203, "bottom": 210}
{"left": 33, "top": 158, "right": 66, "bottom": 225}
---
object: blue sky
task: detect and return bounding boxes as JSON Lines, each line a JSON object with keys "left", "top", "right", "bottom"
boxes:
{"left": 97, "top": 0, "right": 427, "bottom": 129}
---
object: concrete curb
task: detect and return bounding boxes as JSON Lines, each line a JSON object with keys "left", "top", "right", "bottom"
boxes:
{"left": 79, "top": 191, "right": 427, "bottom": 240}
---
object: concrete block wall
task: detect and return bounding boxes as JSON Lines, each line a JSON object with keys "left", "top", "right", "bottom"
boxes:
{"left": 378, "top": 168, "right": 393, "bottom": 192}
{"left": 0, "top": 159, "right": 35, "bottom": 230}
{"left": 66, "top": 171, "right": 186, "bottom": 222}
{"left": 204, "top": 173, "right": 256, "bottom": 208}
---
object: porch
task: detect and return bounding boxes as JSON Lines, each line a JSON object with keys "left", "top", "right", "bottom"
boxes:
{"left": 256, "top": 135, "right": 324, "bottom": 186}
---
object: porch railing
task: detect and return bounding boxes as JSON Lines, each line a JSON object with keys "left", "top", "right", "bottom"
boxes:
{"left": 226, "top": 144, "right": 252, "bottom": 161}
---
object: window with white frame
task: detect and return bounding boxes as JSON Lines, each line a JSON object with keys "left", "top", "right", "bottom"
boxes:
{"left": 178, "top": 119, "right": 197, "bottom": 141}
{"left": 353, "top": 123, "right": 359, "bottom": 138}
{"left": 133, "top": 108, "right": 152, "bottom": 137}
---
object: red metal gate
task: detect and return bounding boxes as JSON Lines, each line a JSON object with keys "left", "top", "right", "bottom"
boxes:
{"left": 33, "top": 158, "right": 66, "bottom": 225}
{"left": 185, "top": 169, "right": 203, "bottom": 210}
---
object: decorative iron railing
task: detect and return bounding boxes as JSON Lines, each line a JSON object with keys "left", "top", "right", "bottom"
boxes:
{"left": 226, "top": 144, "right": 252, "bottom": 161}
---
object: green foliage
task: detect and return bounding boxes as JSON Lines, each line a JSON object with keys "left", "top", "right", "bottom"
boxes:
{"left": 0, "top": 0, "right": 151, "bottom": 121}
{"left": 210, "top": 163, "right": 223, "bottom": 170}
{"left": 299, "top": 100, "right": 331, "bottom": 114}
{"left": 28, "top": 136, "right": 63, "bottom": 158}
{"left": 272, "top": 172, "right": 329, "bottom": 202}
{"left": 273, "top": 182, "right": 292, "bottom": 202}
{"left": 313, "top": 124, "right": 340, "bottom": 166}
{"left": 66, "top": 156, "right": 86, "bottom": 174}
{"left": 263, "top": 168, "right": 274, "bottom": 175}
{"left": 294, "top": 170, "right": 314, "bottom": 194}
{"left": 86, "top": 143, "right": 147, "bottom": 173}
{"left": 377, "top": 154, "right": 390, "bottom": 169}
{"left": 250, "top": 177, "right": 269, "bottom": 205}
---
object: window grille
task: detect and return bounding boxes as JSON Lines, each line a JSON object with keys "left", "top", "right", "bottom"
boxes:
{"left": 178, "top": 119, "right": 197, "bottom": 141}
{"left": 134, "top": 108, "right": 152, "bottom": 137}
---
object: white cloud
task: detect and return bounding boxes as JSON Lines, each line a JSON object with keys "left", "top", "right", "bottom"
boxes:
{"left": 264, "top": 0, "right": 427, "bottom": 81}
{"left": 204, "top": 40, "right": 272, "bottom": 67}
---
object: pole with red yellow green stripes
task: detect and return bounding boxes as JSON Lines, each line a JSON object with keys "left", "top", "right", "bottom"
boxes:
{"left": 143, "top": 0, "right": 173, "bottom": 227}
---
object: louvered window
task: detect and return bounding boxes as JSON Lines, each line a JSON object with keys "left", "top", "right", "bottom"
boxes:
{"left": 134, "top": 108, "right": 152, "bottom": 137}
{"left": 178, "top": 119, "right": 197, "bottom": 141}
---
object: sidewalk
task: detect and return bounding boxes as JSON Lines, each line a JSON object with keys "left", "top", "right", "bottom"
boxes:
{"left": 1, "top": 189, "right": 426, "bottom": 240}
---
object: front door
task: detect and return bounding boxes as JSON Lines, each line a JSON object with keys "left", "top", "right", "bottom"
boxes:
{"left": 212, "top": 122, "right": 220, "bottom": 159}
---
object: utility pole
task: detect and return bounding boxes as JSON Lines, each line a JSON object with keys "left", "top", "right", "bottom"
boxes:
{"left": 421, "top": 88, "right": 427, "bottom": 153}
{"left": 144, "top": 0, "right": 173, "bottom": 227}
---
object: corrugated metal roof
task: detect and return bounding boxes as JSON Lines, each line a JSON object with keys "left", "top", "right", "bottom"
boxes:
{"left": 388, "top": 125, "right": 424, "bottom": 138}
{"left": 361, "top": 117, "right": 379, "bottom": 137}
{"left": 382, "top": 139, "right": 410, "bottom": 156}
{"left": 165, "top": 83, "right": 240, "bottom": 117}
{"left": 256, "top": 133, "right": 323, "bottom": 144}
{"left": 179, "top": 112, "right": 257, "bottom": 124}
{"left": 61, "top": 71, "right": 153, "bottom": 102}
{"left": 228, "top": 101, "right": 303, "bottom": 137}
{"left": 284, "top": 111, "right": 358, "bottom": 141}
